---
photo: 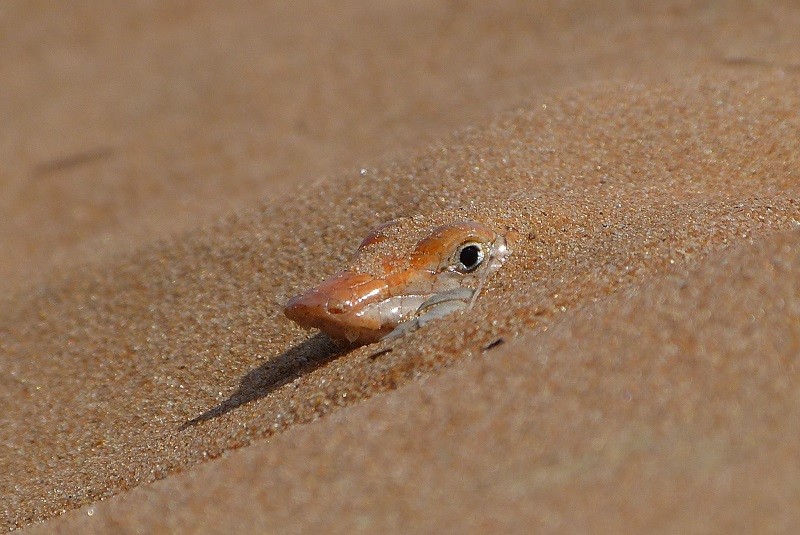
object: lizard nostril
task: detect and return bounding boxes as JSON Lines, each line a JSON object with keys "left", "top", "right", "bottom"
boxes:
{"left": 326, "top": 302, "right": 348, "bottom": 314}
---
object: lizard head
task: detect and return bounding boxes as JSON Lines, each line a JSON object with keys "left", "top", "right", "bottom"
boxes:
{"left": 284, "top": 219, "right": 513, "bottom": 345}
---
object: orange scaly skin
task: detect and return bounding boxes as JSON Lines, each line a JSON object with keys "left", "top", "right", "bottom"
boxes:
{"left": 284, "top": 220, "right": 513, "bottom": 345}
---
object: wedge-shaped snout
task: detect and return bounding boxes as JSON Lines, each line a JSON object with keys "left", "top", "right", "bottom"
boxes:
{"left": 284, "top": 271, "right": 394, "bottom": 344}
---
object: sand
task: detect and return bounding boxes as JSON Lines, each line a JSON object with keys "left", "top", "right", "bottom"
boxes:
{"left": 3, "top": 1, "right": 800, "bottom": 533}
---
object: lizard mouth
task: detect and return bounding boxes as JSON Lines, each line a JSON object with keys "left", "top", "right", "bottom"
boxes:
{"left": 284, "top": 271, "right": 431, "bottom": 344}
{"left": 284, "top": 268, "right": 487, "bottom": 345}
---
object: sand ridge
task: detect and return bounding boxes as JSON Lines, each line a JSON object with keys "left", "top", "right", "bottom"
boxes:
{"left": 25, "top": 224, "right": 800, "bottom": 534}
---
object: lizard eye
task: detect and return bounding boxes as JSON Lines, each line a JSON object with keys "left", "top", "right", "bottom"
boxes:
{"left": 455, "top": 242, "right": 485, "bottom": 273}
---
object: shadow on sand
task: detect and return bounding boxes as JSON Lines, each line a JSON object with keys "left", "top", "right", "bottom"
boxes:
{"left": 182, "top": 333, "right": 346, "bottom": 428}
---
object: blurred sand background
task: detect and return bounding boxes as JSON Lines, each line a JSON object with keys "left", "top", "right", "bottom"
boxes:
{"left": 3, "top": 1, "right": 800, "bottom": 532}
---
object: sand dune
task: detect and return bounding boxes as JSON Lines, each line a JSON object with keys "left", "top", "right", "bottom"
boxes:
{"left": 29, "top": 227, "right": 800, "bottom": 534}
{"left": 4, "top": 1, "right": 800, "bottom": 533}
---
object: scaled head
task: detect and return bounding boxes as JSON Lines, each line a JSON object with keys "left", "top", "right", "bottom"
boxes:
{"left": 285, "top": 219, "right": 513, "bottom": 345}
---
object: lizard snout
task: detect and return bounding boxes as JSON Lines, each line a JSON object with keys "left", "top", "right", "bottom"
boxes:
{"left": 284, "top": 271, "right": 390, "bottom": 343}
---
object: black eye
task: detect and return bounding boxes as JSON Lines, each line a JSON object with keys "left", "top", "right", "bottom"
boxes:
{"left": 457, "top": 243, "right": 484, "bottom": 272}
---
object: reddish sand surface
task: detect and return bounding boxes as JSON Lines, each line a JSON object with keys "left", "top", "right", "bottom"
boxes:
{"left": 3, "top": 1, "right": 800, "bottom": 533}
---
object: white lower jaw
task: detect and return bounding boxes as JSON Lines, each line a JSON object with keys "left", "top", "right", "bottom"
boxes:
{"left": 372, "top": 287, "right": 477, "bottom": 342}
